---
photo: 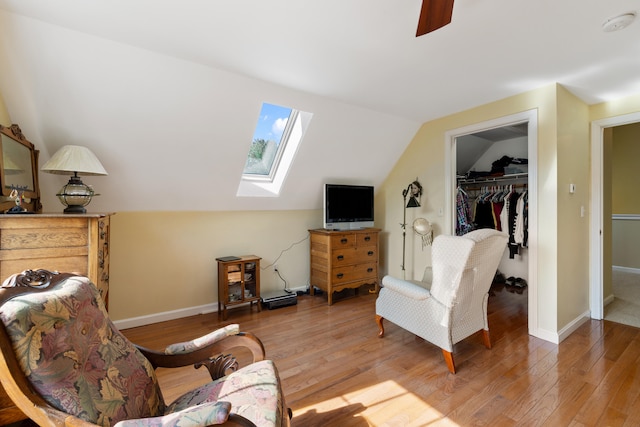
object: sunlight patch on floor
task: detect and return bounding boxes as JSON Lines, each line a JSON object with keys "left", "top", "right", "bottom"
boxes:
{"left": 293, "top": 380, "right": 460, "bottom": 426}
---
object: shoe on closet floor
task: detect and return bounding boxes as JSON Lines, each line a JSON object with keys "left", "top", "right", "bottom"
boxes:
{"left": 505, "top": 276, "right": 516, "bottom": 286}
{"left": 514, "top": 277, "right": 527, "bottom": 288}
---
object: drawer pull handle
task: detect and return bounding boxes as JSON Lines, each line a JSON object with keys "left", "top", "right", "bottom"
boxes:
{"left": 364, "top": 236, "right": 371, "bottom": 241}
{"left": 337, "top": 273, "right": 344, "bottom": 279}
{"left": 367, "top": 268, "right": 373, "bottom": 273}
{"left": 340, "top": 238, "right": 348, "bottom": 244}
{"left": 337, "top": 255, "right": 344, "bottom": 261}
{"left": 368, "top": 251, "right": 374, "bottom": 256}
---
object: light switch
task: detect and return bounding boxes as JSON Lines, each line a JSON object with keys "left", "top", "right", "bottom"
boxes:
{"left": 569, "top": 184, "right": 576, "bottom": 194}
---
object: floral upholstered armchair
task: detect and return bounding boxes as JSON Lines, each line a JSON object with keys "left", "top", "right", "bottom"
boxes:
{"left": 376, "top": 229, "right": 508, "bottom": 374}
{"left": 0, "top": 269, "right": 290, "bottom": 427}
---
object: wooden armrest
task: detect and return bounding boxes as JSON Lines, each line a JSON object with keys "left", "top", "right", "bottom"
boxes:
{"left": 136, "top": 332, "right": 265, "bottom": 372}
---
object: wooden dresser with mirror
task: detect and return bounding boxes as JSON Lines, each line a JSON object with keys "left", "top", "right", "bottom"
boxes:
{"left": 0, "top": 124, "right": 113, "bottom": 424}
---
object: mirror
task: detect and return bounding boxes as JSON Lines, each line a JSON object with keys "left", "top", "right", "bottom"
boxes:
{"left": 0, "top": 124, "right": 41, "bottom": 213}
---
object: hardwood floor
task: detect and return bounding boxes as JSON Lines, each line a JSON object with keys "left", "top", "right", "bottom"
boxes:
{"left": 122, "top": 284, "right": 640, "bottom": 426}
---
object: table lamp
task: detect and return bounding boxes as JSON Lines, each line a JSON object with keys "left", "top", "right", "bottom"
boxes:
{"left": 41, "top": 145, "right": 108, "bottom": 213}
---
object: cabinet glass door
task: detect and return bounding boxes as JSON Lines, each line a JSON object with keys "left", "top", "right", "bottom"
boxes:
{"left": 227, "top": 263, "right": 242, "bottom": 302}
{"left": 243, "top": 261, "right": 257, "bottom": 299}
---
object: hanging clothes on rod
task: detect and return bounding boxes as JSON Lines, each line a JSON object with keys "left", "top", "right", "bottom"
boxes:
{"left": 456, "top": 181, "right": 529, "bottom": 258}
{"left": 456, "top": 186, "right": 474, "bottom": 236}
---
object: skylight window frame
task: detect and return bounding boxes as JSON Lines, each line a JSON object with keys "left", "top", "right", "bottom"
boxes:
{"left": 242, "top": 108, "right": 300, "bottom": 183}
{"left": 237, "top": 104, "right": 312, "bottom": 198}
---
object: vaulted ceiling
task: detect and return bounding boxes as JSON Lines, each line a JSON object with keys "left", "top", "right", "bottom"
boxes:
{"left": 0, "top": 1, "right": 638, "bottom": 212}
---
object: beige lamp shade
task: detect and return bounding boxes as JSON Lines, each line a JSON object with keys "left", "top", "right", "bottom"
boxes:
{"left": 41, "top": 145, "right": 108, "bottom": 176}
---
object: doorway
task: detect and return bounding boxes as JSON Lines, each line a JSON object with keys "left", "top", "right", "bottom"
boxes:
{"left": 445, "top": 109, "right": 540, "bottom": 339}
{"left": 590, "top": 111, "right": 640, "bottom": 320}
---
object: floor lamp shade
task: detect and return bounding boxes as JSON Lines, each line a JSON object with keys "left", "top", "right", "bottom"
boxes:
{"left": 41, "top": 145, "right": 108, "bottom": 213}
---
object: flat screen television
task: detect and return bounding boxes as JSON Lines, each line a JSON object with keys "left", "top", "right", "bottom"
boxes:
{"left": 323, "top": 184, "right": 374, "bottom": 230}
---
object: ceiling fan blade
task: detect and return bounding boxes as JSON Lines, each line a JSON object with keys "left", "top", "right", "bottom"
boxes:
{"left": 416, "top": 0, "right": 454, "bottom": 36}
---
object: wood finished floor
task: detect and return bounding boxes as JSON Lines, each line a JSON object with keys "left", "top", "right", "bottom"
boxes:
{"left": 122, "top": 284, "right": 640, "bottom": 427}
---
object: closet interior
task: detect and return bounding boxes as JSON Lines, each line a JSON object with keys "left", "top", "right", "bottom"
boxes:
{"left": 455, "top": 123, "right": 529, "bottom": 289}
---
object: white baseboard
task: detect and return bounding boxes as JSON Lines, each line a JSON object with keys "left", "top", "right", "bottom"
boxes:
{"left": 114, "top": 303, "right": 218, "bottom": 330}
{"left": 114, "top": 285, "right": 309, "bottom": 330}
{"left": 529, "top": 328, "right": 559, "bottom": 344}
{"left": 557, "top": 310, "right": 591, "bottom": 343}
{"left": 604, "top": 293, "right": 615, "bottom": 307}
{"left": 613, "top": 265, "right": 640, "bottom": 275}
{"left": 530, "top": 310, "right": 591, "bottom": 345}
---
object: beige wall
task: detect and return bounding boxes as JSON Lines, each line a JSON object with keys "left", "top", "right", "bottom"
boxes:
{"left": 555, "top": 86, "right": 590, "bottom": 328}
{"left": 590, "top": 93, "right": 640, "bottom": 122}
{"left": 109, "top": 210, "right": 321, "bottom": 321}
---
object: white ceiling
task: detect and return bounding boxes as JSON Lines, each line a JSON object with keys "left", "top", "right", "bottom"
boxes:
{"left": 0, "top": 1, "right": 639, "bottom": 212}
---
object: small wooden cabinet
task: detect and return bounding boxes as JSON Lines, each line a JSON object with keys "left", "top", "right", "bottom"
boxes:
{"left": 217, "top": 255, "right": 261, "bottom": 320}
{"left": 309, "top": 228, "right": 380, "bottom": 305}
{"left": 0, "top": 213, "right": 112, "bottom": 425}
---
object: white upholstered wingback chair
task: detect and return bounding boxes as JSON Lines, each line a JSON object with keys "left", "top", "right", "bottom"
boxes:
{"left": 375, "top": 229, "right": 508, "bottom": 373}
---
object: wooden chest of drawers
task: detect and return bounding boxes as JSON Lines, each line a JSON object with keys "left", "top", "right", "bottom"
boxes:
{"left": 0, "top": 214, "right": 112, "bottom": 305}
{"left": 0, "top": 213, "right": 112, "bottom": 425}
{"left": 309, "top": 228, "right": 380, "bottom": 305}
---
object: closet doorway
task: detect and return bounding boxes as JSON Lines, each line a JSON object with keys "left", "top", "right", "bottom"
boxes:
{"left": 444, "top": 109, "right": 540, "bottom": 339}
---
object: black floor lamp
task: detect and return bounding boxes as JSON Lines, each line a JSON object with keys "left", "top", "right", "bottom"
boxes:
{"left": 401, "top": 179, "right": 422, "bottom": 278}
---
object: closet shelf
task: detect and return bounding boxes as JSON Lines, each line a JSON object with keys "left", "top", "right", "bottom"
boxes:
{"left": 457, "top": 172, "right": 528, "bottom": 185}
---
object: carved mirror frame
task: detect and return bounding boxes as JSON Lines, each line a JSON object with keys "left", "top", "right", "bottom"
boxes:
{"left": 0, "top": 124, "right": 42, "bottom": 213}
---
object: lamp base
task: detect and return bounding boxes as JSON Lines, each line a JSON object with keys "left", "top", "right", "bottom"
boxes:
{"left": 56, "top": 174, "right": 95, "bottom": 214}
{"left": 63, "top": 205, "right": 87, "bottom": 214}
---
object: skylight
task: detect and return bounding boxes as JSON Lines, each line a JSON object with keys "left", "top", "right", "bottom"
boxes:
{"left": 237, "top": 102, "right": 312, "bottom": 197}
{"left": 243, "top": 103, "right": 294, "bottom": 178}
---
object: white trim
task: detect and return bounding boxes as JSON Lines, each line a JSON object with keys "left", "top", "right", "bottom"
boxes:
{"left": 589, "top": 112, "right": 640, "bottom": 320}
{"left": 604, "top": 293, "right": 615, "bottom": 307}
{"left": 444, "top": 109, "right": 542, "bottom": 340}
{"left": 613, "top": 265, "right": 640, "bottom": 275}
{"left": 612, "top": 214, "right": 640, "bottom": 221}
{"left": 114, "top": 303, "right": 218, "bottom": 330}
{"left": 534, "top": 310, "right": 590, "bottom": 345}
{"left": 557, "top": 311, "right": 591, "bottom": 343}
{"left": 114, "top": 284, "right": 309, "bottom": 330}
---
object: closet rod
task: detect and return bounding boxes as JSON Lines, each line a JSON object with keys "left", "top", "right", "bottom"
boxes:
{"left": 457, "top": 172, "right": 528, "bottom": 185}
{"left": 460, "top": 183, "right": 527, "bottom": 192}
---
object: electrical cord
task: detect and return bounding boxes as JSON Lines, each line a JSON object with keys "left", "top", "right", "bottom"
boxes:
{"left": 274, "top": 267, "right": 293, "bottom": 293}
{"left": 261, "top": 235, "right": 309, "bottom": 271}
{"left": 258, "top": 234, "right": 309, "bottom": 294}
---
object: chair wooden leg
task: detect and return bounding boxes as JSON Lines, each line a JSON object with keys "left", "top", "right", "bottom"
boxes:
{"left": 375, "top": 315, "right": 385, "bottom": 337}
{"left": 482, "top": 329, "right": 492, "bottom": 349}
{"left": 442, "top": 349, "right": 456, "bottom": 374}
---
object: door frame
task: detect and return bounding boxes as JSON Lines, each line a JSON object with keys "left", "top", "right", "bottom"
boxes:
{"left": 444, "top": 109, "right": 540, "bottom": 338}
{"left": 589, "top": 111, "right": 640, "bottom": 319}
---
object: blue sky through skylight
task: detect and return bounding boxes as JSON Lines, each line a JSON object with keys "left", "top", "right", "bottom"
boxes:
{"left": 253, "top": 103, "right": 291, "bottom": 143}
